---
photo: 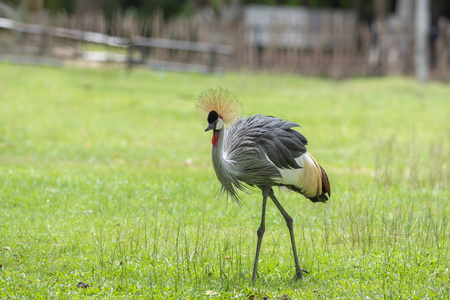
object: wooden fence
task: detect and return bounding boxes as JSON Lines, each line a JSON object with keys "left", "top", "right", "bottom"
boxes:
{"left": 0, "top": 16, "right": 233, "bottom": 73}
{"left": 0, "top": 12, "right": 449, "bottom": 80}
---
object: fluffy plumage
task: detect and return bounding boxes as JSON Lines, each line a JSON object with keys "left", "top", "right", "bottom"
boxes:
{"left": 213, "top": 114, "right": 330, "bottom": 203}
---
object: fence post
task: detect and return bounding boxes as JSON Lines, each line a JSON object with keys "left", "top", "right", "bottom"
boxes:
{"left": 436, "top": 17, "right": 449, "bottom": 80}
{"left": 38, "top": 26, "right": 49, "bottom": 56}
{"left": 209, "top": 45, "right": 217, "bottom": 74}
{"left": 126, "top": 42, "right": 134, "bottom": 70}
{"left": 415, "top": 0, "right": 430, "bottom": 82}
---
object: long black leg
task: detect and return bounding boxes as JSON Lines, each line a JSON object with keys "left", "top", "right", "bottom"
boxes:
{"left": 252, "top": 188, "right": 269, "bottom": 281}
{"left": 268, "top": 188, "right": 307, "bottom": 280}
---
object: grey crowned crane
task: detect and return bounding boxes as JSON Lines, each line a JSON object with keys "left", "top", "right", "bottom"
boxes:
{"left": 197, "top": 88, "right": 331, "bottom": 281}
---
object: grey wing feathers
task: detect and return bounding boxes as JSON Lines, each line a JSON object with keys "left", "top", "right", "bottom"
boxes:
{"left": 225, "top": 115, "right": 308, "bottom": 170}
{"left": 216, "top": 114, "right": 309, "bottom": 203}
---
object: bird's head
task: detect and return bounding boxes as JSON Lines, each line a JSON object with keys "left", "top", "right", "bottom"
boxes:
{"left": 205, "top": 110, "right": 224, "bottom": 146}
{"left": 196, "top": 88, "right": 241, "bottom": 146}
{"left": 204, "top": 110, "right": 224, "bottom": 132}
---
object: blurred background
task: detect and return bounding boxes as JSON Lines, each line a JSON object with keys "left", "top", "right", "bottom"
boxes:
{"left": 0, "top": 0, "right": 449, "bottom": 81}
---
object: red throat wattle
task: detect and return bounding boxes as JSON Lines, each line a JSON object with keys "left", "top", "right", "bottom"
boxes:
{"left": 212, "top": 131, "right": 219, "bottom": 146}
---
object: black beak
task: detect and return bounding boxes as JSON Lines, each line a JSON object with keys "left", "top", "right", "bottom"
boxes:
{"left": 205, "top": 123, "right": 215, "bottom": 132}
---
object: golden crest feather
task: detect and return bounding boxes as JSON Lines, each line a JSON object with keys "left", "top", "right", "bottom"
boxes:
{"left": 196, "top": 88, "right": 242, "bottom": 124}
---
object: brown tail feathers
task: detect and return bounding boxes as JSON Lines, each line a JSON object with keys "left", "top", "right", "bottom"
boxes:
{"left": 319, "top": 164, "right": 331, "bottom": 197}
{"left": 308, "top": 160, "right": 331, "bottom": 203}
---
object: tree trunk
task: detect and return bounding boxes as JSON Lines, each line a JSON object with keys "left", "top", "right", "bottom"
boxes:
{"left": 75, "top": 0, "right": 103, "bottom": 15}
{"left": 372, "top": 0, "right": 389, "bottom": 75}
{"left": 28, "top": 0, "right": 43, "bottom": 11}
{"left": 397, "top": 0, "right": 415, "bottom": 74}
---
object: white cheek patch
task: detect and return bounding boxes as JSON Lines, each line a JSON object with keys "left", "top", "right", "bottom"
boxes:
{"left": 215, "top": 118, "right": 224, "bottom": 130}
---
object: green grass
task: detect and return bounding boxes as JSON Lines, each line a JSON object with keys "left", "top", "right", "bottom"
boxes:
{"left": 0, "top": 63, "right": 449, "bottom": 299}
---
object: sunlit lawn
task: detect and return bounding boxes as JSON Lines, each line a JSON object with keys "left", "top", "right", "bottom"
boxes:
{"left": 0, "top": 63, "right": 449, "bottom": 298}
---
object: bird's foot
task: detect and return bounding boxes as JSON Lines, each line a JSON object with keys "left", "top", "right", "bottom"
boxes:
{"left": 294, "top": 269, "right": 309, "bottom": 281}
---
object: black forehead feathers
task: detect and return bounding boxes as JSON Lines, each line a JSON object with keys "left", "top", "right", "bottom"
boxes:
{"left": 207, "top": 110, "right": 218, "bottom": 123}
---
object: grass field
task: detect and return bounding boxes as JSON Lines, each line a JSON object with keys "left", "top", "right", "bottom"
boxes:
{"left": 0, "top": 63, "right": 449, "bottom": 299}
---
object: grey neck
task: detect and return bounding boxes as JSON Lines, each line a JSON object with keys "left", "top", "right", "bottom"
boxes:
{"left": 210, "top": 127, "right": 242, "bottom": 201}
{"left": 211, "top": 128, "right": 225, "bottom": 172}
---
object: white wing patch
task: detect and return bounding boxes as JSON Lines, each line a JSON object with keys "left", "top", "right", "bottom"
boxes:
{"left": 275, "top": 152, "right": 322, "bottom": 198}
